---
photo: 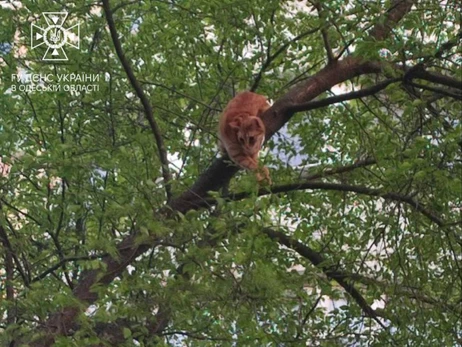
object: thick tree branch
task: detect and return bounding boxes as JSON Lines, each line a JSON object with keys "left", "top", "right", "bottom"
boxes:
{"left": 263, "top": 58, "right": 384, "bottom": 138}
{"left": 262, "top": 228, "right": 388, "bottom": 329}
{"left": 286, "top": 78, "right": 401, "bottom": 113}
{"left": 369, "top": 0, "right": 414, "bottom": 41}
{"left": 102, "top": 0, "right": 172, "bottom": 201}
{"left": 407, "top": 66, "right": 462, "bottom": 90}
{"left": 178, "top": 159, "right": 376, "bottom": 210}
{"left": 414, "top": 70, "right": 462, "bottom": 90}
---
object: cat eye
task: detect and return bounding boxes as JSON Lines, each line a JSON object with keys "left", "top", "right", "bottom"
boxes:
{"left": 248, "top": 137, "right": 255, "bottom": 145}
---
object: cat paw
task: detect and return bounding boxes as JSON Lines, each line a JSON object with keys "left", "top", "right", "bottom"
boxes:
{"left": 240, "top": 158, "right": 258, "bottom": 170}
{"left": 256, "top": 166, "right": 272, "bottom": 185}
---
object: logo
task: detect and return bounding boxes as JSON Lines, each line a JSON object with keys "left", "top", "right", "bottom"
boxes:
{"left": 31, "top": 12, "right": 80, "bottom": 61}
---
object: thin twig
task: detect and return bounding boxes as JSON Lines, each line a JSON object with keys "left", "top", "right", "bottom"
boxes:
{"left": 309, "top": 1, "right": 334, "bottom": 63}
{"left": 1, "top": 198, "right": 42, "bottom": 226}
{"left": 250, "top": 26, "right": 320, "bottom": 92}
{"left": 31, "top": 253, "right": 107, "bottom": 283}
{"left": 0, "top": 223, "right": 29, "bottom": 286}
{"left": 302, "top": 157, "right": 377, "bottom": 180}
{"left": 102, "top": 0, "right": 172, "bottom": 201}
{"left": 295, "top": 295, "right": 322, "bottom": 340}
{"left": 141, "top": 81, "right": 222, "bottom": 112}
{"left": 227, "top": 181, "right": 445, "bottom": 227}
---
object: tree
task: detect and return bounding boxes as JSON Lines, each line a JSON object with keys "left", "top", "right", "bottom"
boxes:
{"left": 0, "top": 0, "right": 461, "bottom": 345}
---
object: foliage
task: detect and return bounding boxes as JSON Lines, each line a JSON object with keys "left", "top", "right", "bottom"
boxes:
{"left": 0, "top": 0, "right": 461, "bottom": 346}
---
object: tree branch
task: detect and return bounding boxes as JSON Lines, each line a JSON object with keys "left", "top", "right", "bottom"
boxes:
{"left": 141, "top": 80, "right": 222, "bottom": 112}
{"left": 226, "top": 181, "right": 445, "bottom": 227}
{"left": 1, "top": 198, "right": 42, "bottom": 226}
{"left": 420, "top": 30, "right": 462, "bottom": 63}
{"left": 407, "top": 66, "right": 462, "bottom": 90}
{"left": 3, "top": 234, "right": 15, "bottom": 324}
{"left": 91, "top": 306, "right": 170, "bottom": 345}
{"left": 286, "top": 78, "right": 401, "bottom": 113}
{"left": 0, "top": 219, "right": 29, "bottom": 286}
{"left": 301, "top": 157, "right": 377, "bottom": 180}
{"left": 309, "top": 1, "right": 334, "bottom": 63}
{"left": 262, "top": 228, "right": 388, "bottom": 329}
{"left": 31, "top": 253, "right": 107, "bottom": 283}
{"left": 250, "top": 26, "right": 320, "bottom": 92}
{"left": 102, "top": 0, "right": 172, "bottom": 201}
{"left": 27, "top": 235, "right": 160, "bottom": 346}
{"left": 347, "top": 273, "right": 461, "bottom": 315}
{"left": 407, "top": 81, "right": 462, "bottom": 100}
{"left": 369, "top": 0, "right": 414, "bottom": 41}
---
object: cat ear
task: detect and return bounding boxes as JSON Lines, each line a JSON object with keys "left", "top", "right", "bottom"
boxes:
{"left": 229, "top": 118, "right": 242, "bottom": 130}
{"left": 251, "top": 117, "right": 264, "bottom": 130}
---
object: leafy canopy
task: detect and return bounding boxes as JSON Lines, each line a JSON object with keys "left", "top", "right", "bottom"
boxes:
{"left": 0, "top": 0, "right": 460, "bottom": 346}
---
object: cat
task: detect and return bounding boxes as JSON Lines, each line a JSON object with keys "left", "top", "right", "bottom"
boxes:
{"left": 219, "top": 91, "right": 271, "bottom": 184}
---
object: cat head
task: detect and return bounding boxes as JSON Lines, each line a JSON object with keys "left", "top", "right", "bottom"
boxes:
{"left": 229, "top": 116, "right": 265, "bottom": 154}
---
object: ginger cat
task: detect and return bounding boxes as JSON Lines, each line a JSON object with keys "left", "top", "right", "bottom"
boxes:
{"left": 219, "top": 91, "right": 271, "bottom": 183}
